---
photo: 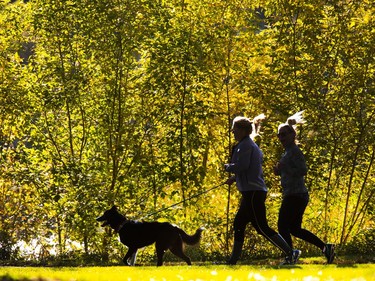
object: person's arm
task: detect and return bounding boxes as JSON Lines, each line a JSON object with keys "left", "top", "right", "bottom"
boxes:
{"left": 282, "top": 148, "right": 307, "bottom": 176}
{"left": 224, "top": 144, "right": 252, "bottom": 173}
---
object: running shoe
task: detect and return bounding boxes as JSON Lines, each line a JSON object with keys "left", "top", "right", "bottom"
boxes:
{"left": 323, "top": 244, "right": 335, "bottom": 264}
{"left": 280, "top": 249, "right": 301, "bottom": 265}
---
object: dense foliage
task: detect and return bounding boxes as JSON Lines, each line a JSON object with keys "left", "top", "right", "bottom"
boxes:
{"left": 0, "top": 0, "right": 374, "bottom": 264}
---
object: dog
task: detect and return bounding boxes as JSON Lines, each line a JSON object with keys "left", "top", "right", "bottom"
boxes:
{"left": 96, "top": 206, "right": 204, "bottom": 266}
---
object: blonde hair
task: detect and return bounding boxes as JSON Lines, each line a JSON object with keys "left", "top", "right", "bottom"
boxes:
{"left": 278, "top": 110, "right": 305, "bottom": 134}
{"left": 232, "top": 114, "right": 266, "bottom": 139}
{"left": 250, "top": 113, "right": 266, "bottom": 140}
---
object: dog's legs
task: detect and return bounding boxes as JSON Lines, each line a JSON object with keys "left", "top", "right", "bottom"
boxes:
{"left": 129, "top": 250, "right": 138, "bottom": 266}
{"left": 170, "top": 242, "right": 192, "bottom": 265}
{"left": 123, "top": 248, "right": 138, "bottom": 266}
{"left": 155, "top": 246, "right": 165, "bottom": 266}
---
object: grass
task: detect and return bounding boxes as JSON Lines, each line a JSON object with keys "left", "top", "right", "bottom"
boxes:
{"left": 1, "top": 264, "right": 374, "bottom": 281}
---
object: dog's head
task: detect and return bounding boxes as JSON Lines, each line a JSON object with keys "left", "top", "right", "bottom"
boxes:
{"left": 96, "top": 206, "right": 127, "bottom": 230}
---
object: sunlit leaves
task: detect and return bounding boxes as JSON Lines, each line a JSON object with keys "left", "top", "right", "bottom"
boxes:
{"left": 0, "top": 0, "right": 374, "bottom": 262}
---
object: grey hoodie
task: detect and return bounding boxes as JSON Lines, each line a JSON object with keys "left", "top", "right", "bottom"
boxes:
{"left": 277, "top": 143, "right": 308, "bottom": 197}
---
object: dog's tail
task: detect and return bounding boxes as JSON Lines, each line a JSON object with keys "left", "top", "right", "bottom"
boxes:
{"left": 178, "top": 227, "right": 204, "bottom": 245}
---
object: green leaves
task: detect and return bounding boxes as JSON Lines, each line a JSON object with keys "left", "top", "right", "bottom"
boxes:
{"left": 0, "top": 0, "right": 374, "bottom": 262}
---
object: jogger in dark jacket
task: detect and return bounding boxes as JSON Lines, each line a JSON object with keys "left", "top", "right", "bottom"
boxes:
{"left": 224, "top": 115, "right": 300, "bottom": 265}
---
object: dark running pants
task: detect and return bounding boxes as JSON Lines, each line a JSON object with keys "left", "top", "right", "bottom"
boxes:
{"left": 233, "top": 190, "right": 278, "bottom": 243}
{"left": 278, "top": 193, "right": 325, "bottom": 250}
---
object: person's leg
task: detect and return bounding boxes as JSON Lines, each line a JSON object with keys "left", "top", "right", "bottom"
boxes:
{"left": 278, "top": 196, "right": 295, "bottom": 248}
{"left": 247, "top": 191, "right": 293, "bottom": 256}
{"left": 227, "top": 240, "right": 243, "bottom": 265}
{"left": 289, "top": 194, "right": 325, "bottom": 250}
{"left": 228, "top": 195, "right": 250, "bottom": 264}
{"left": 282, "top": 194, "right": 335, "bottom": 263}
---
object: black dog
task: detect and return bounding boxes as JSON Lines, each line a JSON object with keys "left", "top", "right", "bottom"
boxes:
{"left": 96, "top": 206, "right": 204, "bottom": 266}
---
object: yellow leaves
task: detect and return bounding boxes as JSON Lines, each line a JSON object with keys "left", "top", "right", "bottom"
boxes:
{"left": 362, "top": 11, "right": 373, "bottom": 25}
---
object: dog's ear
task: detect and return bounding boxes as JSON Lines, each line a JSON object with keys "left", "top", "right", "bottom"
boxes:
{"left": 111, "top": 205, "right": 117, "bottom": 210}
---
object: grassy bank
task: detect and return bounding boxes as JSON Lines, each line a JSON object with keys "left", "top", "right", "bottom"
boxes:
{"left": 1, "top": 264, "right": 374, "bottom": 281}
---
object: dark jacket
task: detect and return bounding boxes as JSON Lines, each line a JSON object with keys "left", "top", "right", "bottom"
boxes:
{"left": 277, "top": 143, "right": 308, "bottom": 197}
{"left": 225, "top": 136, "right": 267, "bottom": 192}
